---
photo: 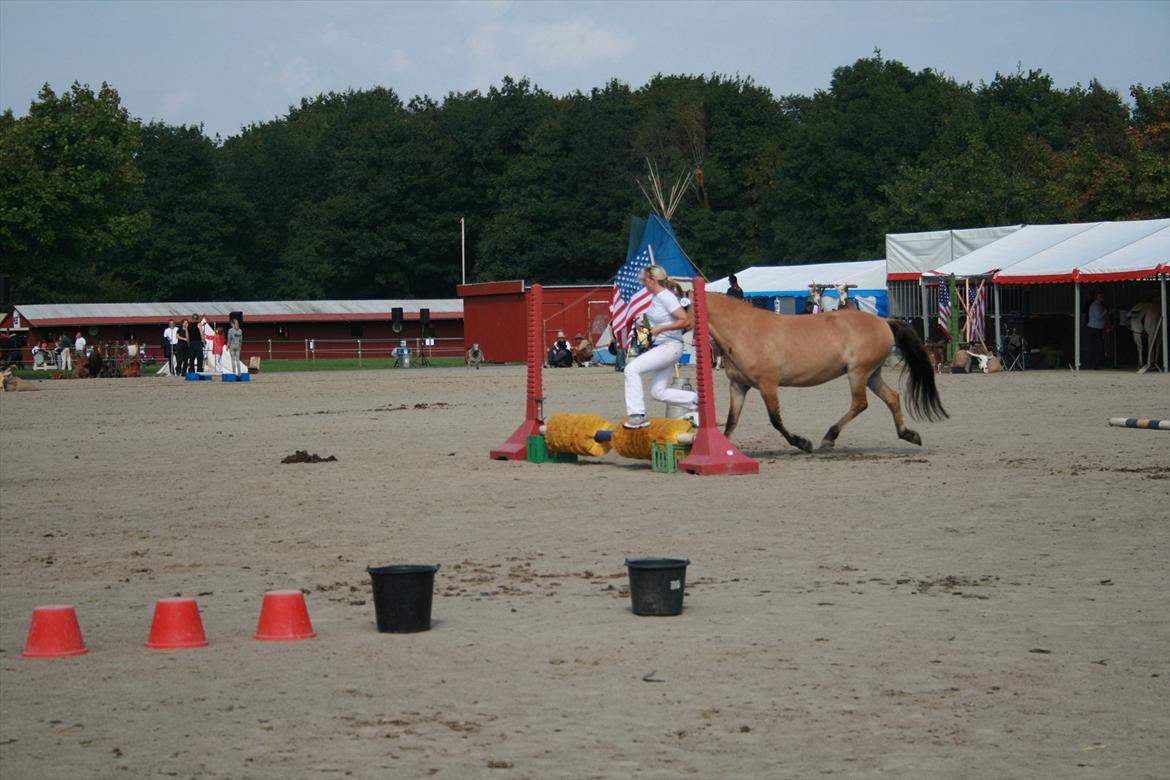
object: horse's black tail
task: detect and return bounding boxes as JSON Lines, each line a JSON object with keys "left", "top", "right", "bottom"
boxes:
{"left": 888, "top": 320, "right": 949, "bottom": 422}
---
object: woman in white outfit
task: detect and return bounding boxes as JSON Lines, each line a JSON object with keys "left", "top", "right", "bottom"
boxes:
{"left": 622, "top": 265, "right": 699, "bottom": 429}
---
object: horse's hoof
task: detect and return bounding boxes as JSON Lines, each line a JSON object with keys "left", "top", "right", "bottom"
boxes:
{"left": 819, "top": 438, "right": 836, "bottom": 451}
{"left": 1138, "top": 366, "right": 1150, "bottom": 375}
{"left": 795, "top": 438, "right": 814, "bottom": 454}
{"left": 901, "top": 429, "right": 923, "bottom": 446}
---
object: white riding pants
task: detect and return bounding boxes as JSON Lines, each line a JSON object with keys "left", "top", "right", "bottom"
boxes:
{"left": 623, "top": 340, "right": 697, "bottom": 416}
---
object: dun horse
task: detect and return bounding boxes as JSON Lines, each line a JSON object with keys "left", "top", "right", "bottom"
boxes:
{"left": 706, "top": 293, "right": 948, "bottom": 452}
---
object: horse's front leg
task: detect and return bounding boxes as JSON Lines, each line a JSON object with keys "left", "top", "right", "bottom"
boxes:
{"left": 758, "top": 385, "right": 813, "bottom": 453}
{"left": 723, "top": 380, "right": 749, "bottom": 438}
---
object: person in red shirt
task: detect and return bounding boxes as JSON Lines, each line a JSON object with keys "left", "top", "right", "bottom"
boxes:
{"left": 212, "top": 325, "right": 226, "bottom": 372}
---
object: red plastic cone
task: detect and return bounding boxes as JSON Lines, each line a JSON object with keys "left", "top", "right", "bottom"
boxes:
{"left": 22, "top": 605, "right": 88, "bottom": 658}
{"left": 254, "top": 590, "right": 316, "bottom": 641}
{"left": 145, "top": 597, "right": 208, "bottom": 649}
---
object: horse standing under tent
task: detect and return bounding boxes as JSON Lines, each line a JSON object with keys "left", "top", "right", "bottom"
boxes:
{"left": 1123, "top": 302, "right": 1163, "bottom": 374}
{"left": 705, "top": 293, "right": 948, "bottom": 453}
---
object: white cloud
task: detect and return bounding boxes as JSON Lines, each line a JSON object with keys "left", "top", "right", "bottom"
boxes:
{"left": 160, "top": 88, "right": 198, "bottom": 118}
{"left": 526, "top": 18, "right": 632, "bottom": 69}
{"left": 465, "top": 21, "right": 521, "bottom": 91}
{"left": 278, "top": 56, "right": 320, "bottom": 98}
{"left": 463, "top": 15, "right": 631, "bottom": 91}
{"left": 384, "top": 48, "right": 410, "bottom": 74}
{"left": 315, "top": 25, "right": 352, "bottom": 48}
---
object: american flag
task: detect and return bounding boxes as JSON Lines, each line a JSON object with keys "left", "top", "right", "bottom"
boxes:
{"left": 937, "top": 279, "right": 951, "bottom": 333}
{"left": 967, "top": 284, "right": 985, "bottom": 341}
{"left": 608, "top": 245, "right": 653, "bottom": 348}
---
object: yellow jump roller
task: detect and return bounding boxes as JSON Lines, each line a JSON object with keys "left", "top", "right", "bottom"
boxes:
{"left": 542, "top": 414, "right": 694, "bottom": 460}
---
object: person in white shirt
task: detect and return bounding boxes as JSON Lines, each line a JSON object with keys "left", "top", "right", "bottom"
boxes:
{"left": 74, "top": 331, "right": 87, "bottom": 356}
{"left": 162, "top": 319, "right": 179, "bottom": 375}
{"left": 621, "top": 265, "right": 699, "bottom": 429}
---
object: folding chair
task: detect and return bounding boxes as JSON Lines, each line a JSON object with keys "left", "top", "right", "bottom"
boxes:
{"left": 999, "top": 333, "right": 1026, "bottom": 371}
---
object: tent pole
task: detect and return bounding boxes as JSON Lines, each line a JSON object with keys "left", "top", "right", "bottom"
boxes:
{"left": 919, "top": 279, "right": 929, "bottom": 342}
{"left": 1161, "top": 277, "right": 1168, "bottom": 373}
{"left": 1074, "top": 282, "right": 1082, "bottom": 370}
{"left": 993, "top": 282, "right": 1002, "bottom": 353}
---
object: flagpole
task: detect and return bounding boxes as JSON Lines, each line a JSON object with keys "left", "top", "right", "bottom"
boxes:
{"left": 460, "top": 218, "right": 466, "bottom": 285}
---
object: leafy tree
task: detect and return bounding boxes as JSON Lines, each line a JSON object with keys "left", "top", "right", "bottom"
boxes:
{"left": 766, "top": 54, "right": 969, "bottom": 261}
{"left": 104, "top": 122, "right": 252, "bottom": 300}
{"left": 0, "top": 82, "right": 147, "bottom": 302}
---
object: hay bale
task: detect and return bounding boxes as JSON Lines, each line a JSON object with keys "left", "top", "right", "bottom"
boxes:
{"left": 952, "top": 349, "right": 970, "bottom": 374}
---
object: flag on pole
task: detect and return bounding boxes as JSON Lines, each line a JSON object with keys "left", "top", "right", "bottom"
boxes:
{"left": 609, "top": 245, "right": 653, "bottom": 349}
{"left": 937, "top": 279, "right": 951, "bottom": 333}
{"left": 967, "top": 283, "right": 985, "bottom": 342}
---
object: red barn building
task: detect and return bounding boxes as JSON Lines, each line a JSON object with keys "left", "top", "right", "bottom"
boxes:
{"left": 457, "top": 281, "right": 615, "bottom": 363}
{"left": 0, "top": 300, "right": 464, "bottom": 364}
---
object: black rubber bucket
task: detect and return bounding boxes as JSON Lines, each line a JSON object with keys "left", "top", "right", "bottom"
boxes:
{"left": 624, "top": 558, "right": 689, "bottom": 616}
{"left": 368, "top": 564, "right": 440, "bottom": 633}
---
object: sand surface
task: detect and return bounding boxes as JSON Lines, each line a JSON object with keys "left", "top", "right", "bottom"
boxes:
{"left": 1, "top": 365, "right": 1168, "bottom": 779}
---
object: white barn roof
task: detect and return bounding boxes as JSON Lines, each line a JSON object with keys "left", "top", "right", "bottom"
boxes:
{"left": 7, "top": 299, "right": 462, "bottom": 327}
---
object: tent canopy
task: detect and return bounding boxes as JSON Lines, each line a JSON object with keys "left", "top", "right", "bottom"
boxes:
{"left": 928, "top": 223, "right": 1098, "bottom": 279}
{"left": 709, "top": 260, "right": 888, "bottom": 315}
{"left": 992, "top": 219, "right": 1168, "bottom": 284}
{"left": 1074, "top": 225, "right": 1170, "bottom": 282}
{"left": 926, "top": 219, "right": 1168, "bottom": 282}
{"left": 886, "top": 225, "right": 1020, "bottom": 280}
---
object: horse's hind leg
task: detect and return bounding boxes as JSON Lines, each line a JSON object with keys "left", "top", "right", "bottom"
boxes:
{"left": 1135, "top": 330, "right": 1149, "bottom": 373}
{"left": 819, "top": 368, "right": 870, "bottom": 450}
{"left": 759, "top": 385, "right": 813, "bottom": 453}
{"left": 865, "top": 369, "right": 922, "bottom": 446}
{"left": 723, "top": 380, "right": 749, "bottom": 438}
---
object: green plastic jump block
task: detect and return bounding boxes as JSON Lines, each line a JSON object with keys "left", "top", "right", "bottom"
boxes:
{"left": 526, "top": 435, "right": 578, "bottom": 464}
{"left": 651, "top": 442, "right": 690, "bottom": 473}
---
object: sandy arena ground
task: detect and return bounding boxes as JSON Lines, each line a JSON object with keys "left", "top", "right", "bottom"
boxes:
{"left": 1, "top": 364, "right": 1168, "bottom": 779}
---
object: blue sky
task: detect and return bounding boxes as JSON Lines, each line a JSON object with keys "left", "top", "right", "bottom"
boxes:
{"left": 2, "top": 0, "right": 1167, "bottom": 139}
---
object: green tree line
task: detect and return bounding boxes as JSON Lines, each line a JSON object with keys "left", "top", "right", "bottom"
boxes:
{"left": 1, "top": 54, "right": 1167, "bottom": 303}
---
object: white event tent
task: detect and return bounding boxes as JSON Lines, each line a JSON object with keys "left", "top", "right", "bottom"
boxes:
{"left": 708, "top": 260, "right": 888, "bottom": 315}
{"left": 927, "top": 219, "right": 1169, "bottom": 370}
{"left": 885, "top": 225, "right": 1021, "bottom": 325}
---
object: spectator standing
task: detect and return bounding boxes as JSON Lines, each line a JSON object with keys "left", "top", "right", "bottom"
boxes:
{"left": 74, "top": 331, "right": 87, "bottom": 357}
{"left": 175, "top": 319, "right": 190, "bottom": 376}
{"left": 212, "top": 325, "right": 226, "bottom": 373}
{"left": 162, "top": 319, "right": 178, "bottom": 374}
{"left": 188, "top": 313, "right": 204, "bottom": 373}
{"left": 727, "top": 274, "right": 745, "bottom": 300}
{"left": 227, "top": 318, "right": 243, "bottom": 375}
{"left": 1086, "top": 291, "right": 1108, "bottom": 369}
{"left": 56, "top": 332, "right": 72, "bottom": 371}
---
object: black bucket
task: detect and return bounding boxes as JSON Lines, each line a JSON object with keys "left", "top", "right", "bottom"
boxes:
{"left": 368, "top": 564, "right": 440, "bottom": 633}
{"left": 624, "top": 558, "right": 689, "bottom": 616}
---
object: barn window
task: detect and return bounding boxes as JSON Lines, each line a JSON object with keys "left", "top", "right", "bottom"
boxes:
{"left": 350, "top": 323, "right": 364, "bottom": 338}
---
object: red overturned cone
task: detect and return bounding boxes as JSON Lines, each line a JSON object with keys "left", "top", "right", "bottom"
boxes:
{"left": 145, "top": 597, "right": 209, "bottom": 649}
{"left": 23, "top": 605, "right": 88, "bottom": 658}
{"left": 254, "top": 590, "right": 316, "bottom": 641}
